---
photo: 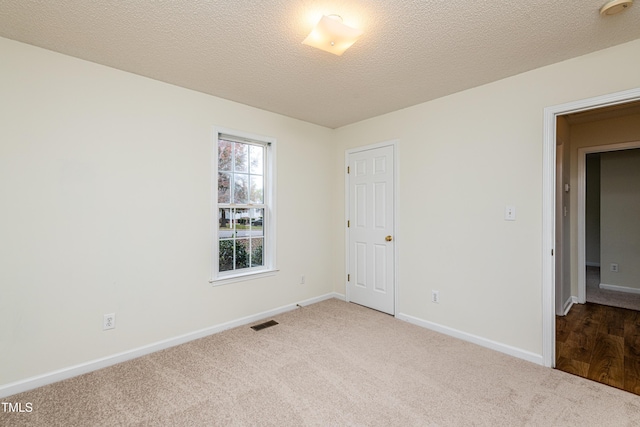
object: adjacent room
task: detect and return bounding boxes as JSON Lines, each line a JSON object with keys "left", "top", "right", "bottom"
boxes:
{"left": 554, "top": 104, "right": 640, "bottom": 393}
{"left": 1, "top": 1, "right": 640, "bottom": 425}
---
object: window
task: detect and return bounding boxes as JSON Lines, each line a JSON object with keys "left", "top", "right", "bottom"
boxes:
{"left": 212, "top": 129, "right": 275, "bottom": 283}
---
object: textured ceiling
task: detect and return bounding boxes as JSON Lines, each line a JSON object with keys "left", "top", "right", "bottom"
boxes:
{"left": 1, "top": 1, "right": 639, "bottom": 128}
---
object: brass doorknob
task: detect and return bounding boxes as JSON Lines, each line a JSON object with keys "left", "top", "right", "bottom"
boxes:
{"left": 385, "top": 235, "right": 393, "bottom": 242}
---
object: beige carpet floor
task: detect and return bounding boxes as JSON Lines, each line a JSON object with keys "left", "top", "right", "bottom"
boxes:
{"left": 586, "top": 266, "right": 640, "bottom": 311}
{"left": 2, "top": 299, "right": 640, "bottom": 426}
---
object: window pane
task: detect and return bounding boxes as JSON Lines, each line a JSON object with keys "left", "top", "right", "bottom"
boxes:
{"left": 235, "top": 208, "right": 250, "bottom": 237}
{"left": 218, "top": 172, "right": 231, "bottom": 203}
{"left": 234, "top": 142, "right": 248, "bottom": 173}
{"left": 219, "top": 240, "right": 234, "bottom": 272}
{"left": 215, "top": 132, "right": 272, "bottom": 280}
{"left": 218, "top": 139, "right": 232, "bottom": 171}
{"left": 233, "top": 174, "right": 248, "bottom": 204}
{"left": 235, "top": 239, "right": 250, "bottom": 269}
{"left": 252, "top": 238, "right": 264, "bottom": 267}
{"left": 250, "top": 145, "right": 264, "bottom": 175}
{"left": 250, "top": 208, "right": 264, "bottom": 237}
{"left": 250, "top": 175, "right": 264, "bottom": 204}
{"left": 219, "top": 208, "right": 233, "bottom": 239}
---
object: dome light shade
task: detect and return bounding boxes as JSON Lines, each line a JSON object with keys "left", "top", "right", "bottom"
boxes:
{"left": 302, "top": 15, "right": 363, "bottom": 56}
{"left": 600, "top": 0, "right": 633, "bottom": 15}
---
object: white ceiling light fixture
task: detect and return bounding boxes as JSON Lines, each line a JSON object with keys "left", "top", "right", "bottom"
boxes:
{"left": 302, "top": 14, "right": 363, "bottom": 56}
{"left": 600, "top": 0, "right": 633, "bottom": 15}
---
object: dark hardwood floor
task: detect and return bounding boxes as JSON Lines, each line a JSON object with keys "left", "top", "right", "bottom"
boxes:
{"left": 556, "top": 302, "right": 640, "bottom": 395}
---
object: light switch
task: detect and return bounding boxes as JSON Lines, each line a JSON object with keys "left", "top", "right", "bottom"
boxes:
{"left": 505, "top": 206, "right": 516, "bottom": 221}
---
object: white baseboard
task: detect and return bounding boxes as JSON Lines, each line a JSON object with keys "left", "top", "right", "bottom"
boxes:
{"left": 0, "top": 292, "right": 342, "bottom": 399}
{"left": 562, "top": 296, "right": 578, "bottom": 316}
{"left": 586, "top": 262, "right": 601, "bottom": 267}
{"left": 599, "top": 283, "right": 640, "bottom": 295}
{"left": 396, "top": 313, "right": 544, "bottom": 366}
{"left": 332, "top": 292, "right": 346, "bottom": 301}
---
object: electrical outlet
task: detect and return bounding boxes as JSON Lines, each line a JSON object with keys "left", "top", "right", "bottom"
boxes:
{"left": 610, "top": 263, "right": 619, "bottom": 273}
{"left": 300, "top": 275, "right": 305, "bottom": 284}
{"left": 431, "top": 290, "right": 439, "bottom": 304}
{"left": 103, "top": 313, "right": 116, "bottom": 330}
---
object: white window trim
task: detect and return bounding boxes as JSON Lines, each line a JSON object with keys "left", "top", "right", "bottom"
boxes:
{"left": 210, "top": 127, "right": 277, "bottom": 285}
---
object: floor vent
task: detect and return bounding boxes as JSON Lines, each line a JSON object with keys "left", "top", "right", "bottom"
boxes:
{"left": 251, "top": 320, "right": 279, "bottom": 331}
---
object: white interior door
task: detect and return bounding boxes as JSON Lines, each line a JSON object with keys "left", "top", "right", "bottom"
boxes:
{"left": 347, "top": 144, "right": 395, "bottom": 315}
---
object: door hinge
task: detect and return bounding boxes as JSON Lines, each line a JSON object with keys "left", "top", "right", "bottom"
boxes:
{"left": 551, "top": 249, "right": 554, "bottom": 256}
{"left": 347, "top": 220, "right": 350, "bottom": 228}
{"left": 347, "top": 274, "right": 350, "bottom": 282}
{"left": 347, "top": 166, "right": 350, "bottom": 174}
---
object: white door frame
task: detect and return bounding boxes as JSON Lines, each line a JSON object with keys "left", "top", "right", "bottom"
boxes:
{"left": 577, "top": 140, "right": 640, "bottom": 303}
{"left": 345, "top": 139, "right": 400, "bottom": 316}
{"left": 542, "top": 87, "right": 640, "bottom": 367}
{"left": 555, "top": 142, "right": 565, "bottom": 316}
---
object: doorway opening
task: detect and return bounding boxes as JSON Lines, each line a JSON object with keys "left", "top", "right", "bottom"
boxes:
{"left": 545, "top": 91, "right": 640, "bottom": 394}
{"left": 543, "top": 88, "right": 640, "bottom": 369}
{"left": 578, "top": 143, "right": 640, "bottom": 308}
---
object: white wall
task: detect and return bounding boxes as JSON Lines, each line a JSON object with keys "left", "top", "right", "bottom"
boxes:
{"left": 0, "top": 37, "right": 334, "bottom": 387}
{"left": 333, "top": 39, "right": 640, "bottom": 357}
{"left": 600, "top": 149, "right": 640, "bottom": 289}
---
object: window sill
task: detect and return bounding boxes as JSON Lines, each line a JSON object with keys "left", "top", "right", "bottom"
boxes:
{"left": 209, "top": 268, "right": 279, "bottom": 286}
